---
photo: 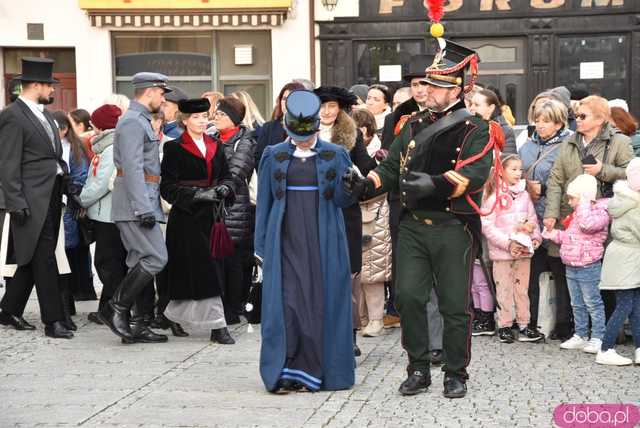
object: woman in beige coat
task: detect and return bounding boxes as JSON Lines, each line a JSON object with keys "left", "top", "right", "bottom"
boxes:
{"left": 353, "top": 109, "right": 392, "bottom": 337}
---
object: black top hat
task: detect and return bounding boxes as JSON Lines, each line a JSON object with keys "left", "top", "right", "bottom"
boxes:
{"left": 284, "top": 90, "right": 321, "bottom": 141}
{"left": 403, "top": 54, "right": 434, "bottom": 81}
{"left": 423, "top": 40, "right": 479, "bottom": 92}
{"left": 178, "top": 98, "right": 211, "bottom": 114}
{"left": 313, "top": 86, "right": 358, "bottom": 110}
{"left": 17, "top": 57, "right": 59, "bottom": 84}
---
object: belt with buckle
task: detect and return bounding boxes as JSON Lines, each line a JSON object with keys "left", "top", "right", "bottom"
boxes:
{"left": 116, "top": 169, "right": 160, "bottom": 183}
{"left": 410, "top": 212, "right": 462, "bottom": 227}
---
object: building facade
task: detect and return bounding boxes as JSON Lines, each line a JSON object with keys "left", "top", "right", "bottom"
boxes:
{"left": 317, "top": 0, "right": 640, "bottom": 123}
{"left": 0, "top": 0, "right": 314, "bottom": 116}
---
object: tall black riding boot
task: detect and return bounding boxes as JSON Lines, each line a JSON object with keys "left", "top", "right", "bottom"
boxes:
{"left": 98, "top": 263, "right": 154, "bottom": 341}
{"left": 122, "top": 298, "right": 168, "bottom": 344}
{"left": 59, "top": 276, "right": 77, "bottom": 331}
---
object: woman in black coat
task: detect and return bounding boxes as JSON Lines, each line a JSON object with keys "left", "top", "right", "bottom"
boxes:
{"left": 160, "top": 98, "right": 236, "bottom": 344}
{"left": 314, "top": 86, "right": 377, "bottom": 356}
{"left": 212, "top": 97, "right": 257, "bottom": 324}
{"left": 255, "top": 81, "right": 305, "bottom": 170}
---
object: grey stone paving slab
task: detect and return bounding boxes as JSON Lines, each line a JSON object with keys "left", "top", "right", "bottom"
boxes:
{"left": 1, "top": 286, "right": 639, "bottom": 427}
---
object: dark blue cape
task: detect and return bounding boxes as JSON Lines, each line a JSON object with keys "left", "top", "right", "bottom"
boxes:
{"left": 254, "top": 139, "right": 356, "bottom": 392}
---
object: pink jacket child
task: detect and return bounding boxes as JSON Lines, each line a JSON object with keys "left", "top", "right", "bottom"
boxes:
{"left": 543, "top": 198, "right": 610, "bottom": 268}
{"left": 482, "top": 179, "right": 542, "bottom": 261}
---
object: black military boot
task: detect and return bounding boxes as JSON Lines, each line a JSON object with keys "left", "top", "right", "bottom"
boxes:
{"left": 98, "top": 263, "right": 154, "bottom": 341}
{"left": 443, "top": 373, "right": 467, "bottom": 399}
{"left": 122, "top": 301, "right": 168, "bottom": 344}
{"left": 353, "top": 330, "right": 361, "bottom": 357}
{"left": 211, "top": 327, "right": 235, "bottom": 344}
{"left": 399, "top": 369, "right": 431, "bottom": 396}
{"left": 59, "top": 280, "right": 78, "bottom": 331}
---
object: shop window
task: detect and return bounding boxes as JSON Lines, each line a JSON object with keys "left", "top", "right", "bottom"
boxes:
{"left": 112, "top": 32, "right": 214, "bottom": 98}
{"left": 354, "top": 40, "right": 425, "bottom": 85}
{"left": 556, "top": 35, "right": 628, "bottom": 100}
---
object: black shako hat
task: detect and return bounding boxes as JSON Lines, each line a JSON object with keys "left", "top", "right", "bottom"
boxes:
{"left": 403, "top": 54, "right": 434, "bottom": 81}
{"left": 423, "top": 40, "right": 479, "bottom": 93}
{"left": 178, "top": 98, "right": 211, "bottom": 114}
{"left": 314, "top": 86, "right": 358, "bottom": 110}
{"left": 17, "top": 57, "right": 59, "bottom": 84}
{"left": 284, "top": 90, "right": 321, "bottom": 141}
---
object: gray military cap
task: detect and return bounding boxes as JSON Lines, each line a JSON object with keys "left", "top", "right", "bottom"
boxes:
{"left": 164, "top": 86, "right": 189, "bottom": 104}
{"left": 132, "top": 72, "right": 173, "bottom": 93}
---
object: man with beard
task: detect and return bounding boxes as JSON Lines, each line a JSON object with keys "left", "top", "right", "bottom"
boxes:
{"left": 344, "top": 41, "right": 495, "bottom": 398}
{"left": 0, "top": 57, "right": 74, "bottom": 338}
{"left": 98, "top": 72, "right": 171, "bottom": 344}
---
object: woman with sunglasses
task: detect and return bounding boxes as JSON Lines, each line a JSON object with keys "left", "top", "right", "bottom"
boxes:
{"left": 544, "top": 95, "right": 634, "bottom": 349}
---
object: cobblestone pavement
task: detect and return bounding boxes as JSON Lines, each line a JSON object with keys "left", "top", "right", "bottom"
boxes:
{"left": 1, "top": 285, "right": 638, "bottom": 428}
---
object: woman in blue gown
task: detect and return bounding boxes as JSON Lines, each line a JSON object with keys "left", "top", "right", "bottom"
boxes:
{"left": 255, "top": 90, "right": 356, "bottom": 393}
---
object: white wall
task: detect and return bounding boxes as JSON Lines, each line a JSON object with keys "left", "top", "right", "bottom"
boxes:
{"left": 0, "top": 0, "right": 112, "bottom": 110}
{"left": 271, "top": 0, "right": 312, "bottom": 100}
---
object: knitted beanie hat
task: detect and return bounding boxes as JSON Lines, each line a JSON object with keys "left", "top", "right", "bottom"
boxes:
{"left": 566, "top": 174, "right": 598, "bottom": 201}
{"left": 90, "top": 104, "right": 122, "bottom": 131}
{"left": 626, "top": 157, "right": 640, "bottom": 192}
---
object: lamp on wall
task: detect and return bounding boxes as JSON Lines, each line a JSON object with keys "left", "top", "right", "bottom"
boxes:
{"left": 321, "top": 0, "right": 338, "bottom": 11}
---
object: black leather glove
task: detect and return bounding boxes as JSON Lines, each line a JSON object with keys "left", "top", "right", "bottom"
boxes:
{"left": 139, "top": 214, "right": 156, "bottom": 229}
{"left": 193, "top": 187, "right": 220, "bottom": 203}
{"left": 254, "top": 255, "right": 263, "bottom": 268}
{"left": 61, "top": 174, "right": 81, "bottom": 197}
{"left": 213, "top": 184, "right": 232, "bottom": 201}
{"left": 343, "top": 168, "right": 370, "bottom": 200}
{"left": 10, "top": 209, "right": 30, "bottom": 226}
{"left": 400, "top": 171, "right": 435, "bottom": 208}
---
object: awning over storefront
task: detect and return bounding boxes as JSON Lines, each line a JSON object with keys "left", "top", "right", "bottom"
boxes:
{"left": 78, "top": 0, "right": 292, "bottom": 28}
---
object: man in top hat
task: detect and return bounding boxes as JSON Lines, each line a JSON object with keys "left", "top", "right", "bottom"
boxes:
{"left": 98, "top": 72, "right": 172, "bottom": 344}
{"left": 0, "top": 57, "right": 74, "bottom": 338}
{"left": 344, "top": 40, "right": 495, "bottom": 398}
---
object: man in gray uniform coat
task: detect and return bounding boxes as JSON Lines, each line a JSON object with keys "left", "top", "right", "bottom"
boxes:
{"left": 98, "top": 72, "right": 171, "bottom": 344}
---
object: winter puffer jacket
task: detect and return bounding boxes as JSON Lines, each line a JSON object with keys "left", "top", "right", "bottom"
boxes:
{"left": 220, "top": 126, "right": 256, "bottom": 243}
{"left": 481, "top": 180, "right": 542, "bottom": 261}
{"left": 545, "top": 198, "right": 610, "bottom": 268}
{"left": 360, "top": 193, "right": 392, "bottom": 284}
{"left": 600, "top": 180, "right": 640, "bottom": 290}
{"left": 80, "top": 129, "right": 116, "bottom": 224}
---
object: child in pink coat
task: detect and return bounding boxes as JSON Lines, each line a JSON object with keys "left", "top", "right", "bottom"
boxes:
{"left": 482, "top": 154, "right": 543, "bottom": 344}
{"left": 542, "top": 174, "right": 609, "bottom": 354}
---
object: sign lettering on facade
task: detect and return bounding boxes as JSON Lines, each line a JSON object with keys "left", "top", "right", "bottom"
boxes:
{"left": 376, "top": 0, "right": 624, "bottom": 14}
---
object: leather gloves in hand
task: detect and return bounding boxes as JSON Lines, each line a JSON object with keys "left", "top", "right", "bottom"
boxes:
{"left": 400, "top": 171, "right": 435, "bottom": 208}
{"left": 343, "top": 168, "right": 370, "bottom": 200}
{"left": 139, "top": 214, "right": 156, "bottom": 229}
{"left": 193, "top": 187, "right": 220, "bottom": 202}
{"left": 62, "top": 174, "right": 81, "bottom": 196}
{"left": 10, "top": 209, "right": 30, "bottom": 226}
{"left": 213, "top": 184, "right": 232, "bottom": 201}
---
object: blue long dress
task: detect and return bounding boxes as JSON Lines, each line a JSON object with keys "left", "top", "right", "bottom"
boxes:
{"left": 255, "top": 139, "right": 355, "bottom": 392}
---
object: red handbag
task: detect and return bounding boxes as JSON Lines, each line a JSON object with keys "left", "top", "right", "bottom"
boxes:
{"left": 210, "top": 200, "right": 235, "bottom": 259}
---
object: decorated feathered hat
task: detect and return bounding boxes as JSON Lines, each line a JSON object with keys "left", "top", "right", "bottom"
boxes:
{"left": 422, "top": 0, "right": 480, "bottom": 93}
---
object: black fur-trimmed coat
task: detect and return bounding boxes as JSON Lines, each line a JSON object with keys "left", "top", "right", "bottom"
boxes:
{"left": 327, "top": 110, "right": 377, "bottom": 273}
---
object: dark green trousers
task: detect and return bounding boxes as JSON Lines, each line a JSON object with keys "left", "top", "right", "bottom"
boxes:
{"left": 395, "top": 215, "right": 475, "bottom": 378}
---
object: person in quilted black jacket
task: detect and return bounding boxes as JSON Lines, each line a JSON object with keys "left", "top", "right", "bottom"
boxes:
{"left": 213, "top": 97, "right": 257, "bottom": 324}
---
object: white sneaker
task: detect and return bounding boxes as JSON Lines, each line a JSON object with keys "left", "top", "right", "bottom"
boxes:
{"left": 560, "top": 335, "right": 588, "bottom": 350}
{"left": 596, "top": 349, "right": 632, "bottom": 366}
{"left": 361, "top": 320, "right": 384, "bottom": 337}
{"left": 583, "top": 338, "right": 602, "bottom": 354}
{"left": 635, "top": 348, "right": 640, "bottom": 365}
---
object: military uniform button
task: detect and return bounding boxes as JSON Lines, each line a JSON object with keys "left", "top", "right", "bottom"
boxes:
{"left": 451, "top": 159, "right": 456, "bottom": 164}
{"left": 402, "top": 179, "right": 406, "bottom": 183}
{"left": 445, "top": 207, "right": 450, "bottom": 212}
{"left": 402, "top": 192, "right": 407, "bottom": 196}
{"left": 456, "top": 147, "right": 461, "bottom": 152}
{"left": 465, "top": 121, "right": 470, "bottom": 125}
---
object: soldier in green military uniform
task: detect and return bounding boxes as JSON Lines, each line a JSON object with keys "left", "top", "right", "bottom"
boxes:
{"left": 344, "top": 40, "right": 499, "bottom": 398}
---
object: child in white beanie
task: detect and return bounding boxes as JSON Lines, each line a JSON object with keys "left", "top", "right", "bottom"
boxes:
{"left": 596, "top": 158, "right": 640, "bottom": 365}
{"left": 542, "top": 173, "right": 610, "bottom": 354}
